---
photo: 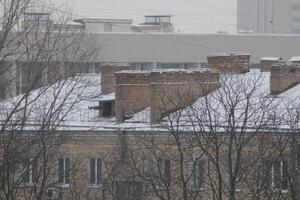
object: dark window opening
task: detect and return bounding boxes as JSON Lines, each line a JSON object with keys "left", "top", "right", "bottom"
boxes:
{"left": 116, "top": 181, "right": 143, "bottom": 200}
{"left": 102, "top": 101, "right": 113, "bottom": 117}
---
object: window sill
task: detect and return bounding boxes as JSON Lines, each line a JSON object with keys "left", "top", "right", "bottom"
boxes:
{"left": 88, "top": 184, "right": 102, "bottom": 188}
{"left": 224, "top": 189, "right": 242, "bottom": 192}
{"left": 56, "top": 183, "right": 70, "bottom": 188}
{"left": 19, "top": 183, "right": 34, "bottom": 188}
{"left": 269, "top": 189, "right": 288, "bottom": 193}
{"left": 189, "top": 188, "right": 205, "bottom": 192}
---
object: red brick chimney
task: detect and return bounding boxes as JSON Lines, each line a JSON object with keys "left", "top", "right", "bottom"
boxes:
{"left": 101, "top": 63, "right": 130, "bottom": 94}
{"left": 270, "top": 63, "right": 300, "bottom": 94}
{"left": 260, "top": 57, "right": 282, "bottom": 72}
{"left": 207, "top": 53, "right": 250, "bottom": 73}
{"left": 114, "top": 69, "right": 220, "bottom": 123}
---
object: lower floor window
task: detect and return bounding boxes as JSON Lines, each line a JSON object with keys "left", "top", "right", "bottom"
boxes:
{"left": 89, "top": 157, "right": 102, "bottom": 185}
{"left": 58, "top": 157, "right": 70, "bottom": 185}
{"left": 267, "top": 160, "right": 288, "bottom": 191}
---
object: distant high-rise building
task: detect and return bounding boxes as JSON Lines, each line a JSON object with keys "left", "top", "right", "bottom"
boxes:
{"left": 237, "top": 0, "right": 300, "bottom": 34}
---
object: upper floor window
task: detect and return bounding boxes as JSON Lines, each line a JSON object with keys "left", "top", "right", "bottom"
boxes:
{"left": 89, "top": 157, "right": 102, "bottom": 185}
{"left": 157, "top": 157, "right": 171, "bottom": 189}
{"left": 188, "top": 157, "right": 205, "bottom": 191}
{"left": 57, "top": 157, "right": 70, "bottom": 186}
{"left": 224, "top": 156, "right": 242, "bottom": 191}
{"left": 115, "top": 181, "right": 143, "bottom": 200}
{"left": 20, "top": 158, "right": 37, "bottom": 186}
{"left": 266, "top": 160, "right": 288, "bottom": 191}
{"left": 104, "top": 23, "right": 112, "bottom": 32}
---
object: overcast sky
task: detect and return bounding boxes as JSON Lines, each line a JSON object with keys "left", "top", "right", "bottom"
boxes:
{"left": 50, "top": 0, "right": 237, "bottom": 33}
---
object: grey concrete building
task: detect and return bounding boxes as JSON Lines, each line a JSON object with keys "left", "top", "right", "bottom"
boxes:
{"left": 237, "top": 0, "right": 300, "bottom": 34}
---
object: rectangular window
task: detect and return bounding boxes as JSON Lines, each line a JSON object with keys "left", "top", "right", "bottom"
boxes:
{"left": 224, "top": 157, "right": 242, "bottom": 191}
{"left": 20, "top": 158, "right": 37, "bottom": 186}
{"left": 266, "top": 160, "right": 288, "bottom": 191}
{"left": 157, "top": 158, "right": 171, "bottom": 188}
{"left": 21, "top": 62, "right": 43, "bottom": 93}
{"left": 189, "top": 158, "right": 205, "bottom": 190}
{"left": 0, "top": 70, "right": 5, "bottom": 99}
{"left": 116, "top": 181, "right": 143, "bottom": 200}
{"left": 104, "top": 23, "right": 112, "bottom": 32}
{"left": 89, "top": 157, "right": 102, "bottom": 185}
{"left": 58, "top": 157, "right": 70, "bottom": 185}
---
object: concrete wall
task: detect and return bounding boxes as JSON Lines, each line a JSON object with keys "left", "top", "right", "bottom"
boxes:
{"left": 84, "top": 22, "right": 132, "bottom": 33}
{"left": 93, "top": 33, "right": 300, "bottom": 64}
{"left": 237, "top": 0, "right": 294, "bottom": 34}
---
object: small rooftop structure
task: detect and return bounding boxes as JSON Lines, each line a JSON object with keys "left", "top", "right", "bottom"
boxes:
{"left": 74, "top": 18, "right": 133, "bottom": 25}
{"left": 23, "top": 12, "right": 51, "bottom": 21}
{"left": 22, "top": 12, "right": 52, "bottom": 30}
{"left": 132, "top": 15, "right": 174, "bottom": 33}
{"left": 73, "top": 18, "right": 133, "bottom": 33}
{"left": 143, "top": 15, "right": 173, "bottom": 25}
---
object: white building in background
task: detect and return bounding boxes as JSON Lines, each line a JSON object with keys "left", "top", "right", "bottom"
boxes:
{"left": 237, "top": 0, "right": 300, "bottom": 34}
{"left": 73, "top": 15, "right": 174, "bottom": 33}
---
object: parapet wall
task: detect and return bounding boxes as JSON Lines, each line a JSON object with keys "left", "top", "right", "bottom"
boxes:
{"left": 207, "top": 53, "right": 250, "bottom": 73}
{"left": 270, "top": 64, "right": 300, "bottom": 94}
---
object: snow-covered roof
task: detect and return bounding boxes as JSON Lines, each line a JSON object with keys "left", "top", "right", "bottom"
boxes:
{"left": 116, "top": 68, "right": 216, "bottom": 74}
{"left": 260, "top": 57, "right": 282, "bottom": 61}
{"left": 98, "top": 93, "right": 115, "bottom": 101}
{"left": 207, "top": 52, "right": 251, "bottom": 57}
{"left": 2, "top": 69, "right": 300, "bottom": 132}
{"left": 289, "top": 56, "right": 300, "bottom": 62}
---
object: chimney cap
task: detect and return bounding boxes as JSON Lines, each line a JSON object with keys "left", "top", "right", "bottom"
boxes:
{"left": 261, "top": 57, "right": 282, "bottom": 61}
{"left": 207, "top": 52, "right": 251, "bottom": 58}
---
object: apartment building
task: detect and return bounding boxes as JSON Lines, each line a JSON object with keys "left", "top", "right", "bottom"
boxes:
{"left": 237, "top": 0, "right": 300, "bottom": 34}
{"left": 2, "top": 53, "right": 300, "bottom": 199}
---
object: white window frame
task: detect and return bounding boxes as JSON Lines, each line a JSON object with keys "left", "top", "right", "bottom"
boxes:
{"left": 270, "top": 160, "right": 288, "bottom": 193}
{"left": 155, "top": 157, "right": 171, "bottom": 190}
{"left": 20, "top": 158, "right": 35, "bottom": 187}
{"left": 104, "top": 23, "right": 112, "bottom": 32}
{"left": 88, "top": 157, "right": 102, "bottom": 187}
{"left": 57, "top": 157, "right": 70, "bottom": 188}
{"left": 224, "top": 157, "right": 242, "bottom": 192}
{"left": 188, "top": 156, "right": 205, "bottom": 191}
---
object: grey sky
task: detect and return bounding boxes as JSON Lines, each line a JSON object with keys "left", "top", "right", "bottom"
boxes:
{"left": 50, "top": 0, "right": 237, "bottom": 33}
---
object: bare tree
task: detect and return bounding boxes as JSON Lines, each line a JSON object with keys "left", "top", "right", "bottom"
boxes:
{"left": 0, "top": 1, "right": 100, "bottom": 199}
{"left": 126, "top": 70, "right": 300, "bottom": 200}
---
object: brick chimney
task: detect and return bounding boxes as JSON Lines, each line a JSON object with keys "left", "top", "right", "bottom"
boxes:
{"left": 114, "top": 69, "right": 220, "bottom": 123}
{"left": 270, "top": 63, "right": 300, "bottom": 94}
{"left": 260, "top": 57, "right": 282, "bottom": 72}
{"left": 207, "top": 53, "right": 250, "bottom": 73}
{"left": 101, "top": 63, "right": 130, "bottom": 94}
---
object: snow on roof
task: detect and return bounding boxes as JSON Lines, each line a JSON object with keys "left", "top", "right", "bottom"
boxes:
{"left": 261, "top": 57, "right": 282, "bottom": 61}
{"left": 98, "top": 92, "right": 115, "bottom": 101}
{"left": 207, "top": 52, "right": 251, "bottom": 57}
{"left": 289, "top": 56, "right": 300, "bottom": 62}
{"left": 2, "top": 69, "right": 300, "bottom": 132}
{"left": 0, "top": 74, "right": 102, "bottom": 129}
{"left": 116, "top": 68, "right": 216, "bottom": 74}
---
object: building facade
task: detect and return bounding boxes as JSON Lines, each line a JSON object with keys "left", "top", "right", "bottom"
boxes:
{"left": 237, "top": 0, "right": 300, "bottom": 34}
